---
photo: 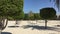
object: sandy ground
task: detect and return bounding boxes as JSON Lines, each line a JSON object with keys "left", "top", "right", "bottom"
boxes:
{"left": 2, "top": 20, "right": 60, "bottom": 34}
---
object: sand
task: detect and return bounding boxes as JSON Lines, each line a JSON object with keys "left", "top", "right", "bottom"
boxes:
{"left": 2, "top": 20, "right": 60, "bottom": 34}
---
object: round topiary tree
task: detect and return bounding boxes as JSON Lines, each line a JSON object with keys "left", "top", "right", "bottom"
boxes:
{"left": 40, "top": 7, "right": 56, "bottom": 29}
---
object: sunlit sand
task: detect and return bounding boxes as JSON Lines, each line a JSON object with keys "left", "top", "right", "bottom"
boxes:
{"left": 2, "top": 20, "right": 60, "bottom": 34}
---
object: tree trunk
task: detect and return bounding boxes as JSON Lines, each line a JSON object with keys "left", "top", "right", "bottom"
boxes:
{"left": 0, "top": 30, "right": 2, "bottom": 34}
{"left": 16, "top": 20, "right": 18, "bottom": 25}
{"left": 45, "top": 19, "right": 47, "bottom": 29}
{"left": 3, "top": 19, "right": 8, "bottom": 30}
{"left": 1, "top": 16, "right": 8, "bottom": 30}
{"left": 15, "top": 20, "right": 21, "bottom": 26}
{"left": 15, "top": 20, "right": 20, "bottom": 25}
{"left": 0, "top": 16, "right": 8, "bottom": 34}
{"left": 35, "top": 20, "right": 37, "bottom": 25}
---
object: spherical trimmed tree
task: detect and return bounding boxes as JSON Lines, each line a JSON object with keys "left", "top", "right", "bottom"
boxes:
{"left": 40, "top": 7, "right": 56, "bottom": 29}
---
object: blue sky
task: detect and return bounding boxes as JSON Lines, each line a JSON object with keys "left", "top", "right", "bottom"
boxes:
{"left": 24, "top": 0, "right": 59, "bottom": 15}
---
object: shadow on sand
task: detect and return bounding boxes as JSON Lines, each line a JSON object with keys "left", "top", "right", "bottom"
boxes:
{"left": 8, "top": 26, "right": 19, "bottom": 28}
{"left": 55, "top": 25, "right": 60, "bottom": 27}
{"left": 1, "top": 32, "right": 12, "bottom": 34}
{"left": 22, "top": 25, "right": 60, "bottom": 32}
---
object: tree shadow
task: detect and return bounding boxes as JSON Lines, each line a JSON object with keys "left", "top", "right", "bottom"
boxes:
{"left": 1, "top": 32, "right": 12, "bottom": 34}
{"left": 8, "top": 26, "right": 20, "bottom": 28}
{"left": 22, "top": 25, "right": 60, "bottom": 32}
{"left": 54, "top": 25, "right": 60, "bottom": 27}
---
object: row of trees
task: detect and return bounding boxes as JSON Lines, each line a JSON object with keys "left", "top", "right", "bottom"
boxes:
{"left": 7, "top": 10, "right": 58, "bottom": 20}
{"left": 0, "top": 0, "right": 59, "bottom": 20}
{"left": 24, "top": 11, "right": 41, "bottom": 20}
{"left": 24, "top": 11, "right": 57, "bottom": 20}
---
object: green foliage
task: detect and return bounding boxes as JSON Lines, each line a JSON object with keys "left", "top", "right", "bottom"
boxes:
{"left": 0, "top": 0, "right": 24, "bottom": 20}
{"left": 24, "top": 14, "right": 29, "bottom": 20}
{"left": 40, "top": 7, "right": 56, "bottom": 29}
{"left": 24, "top": 13, "right": 41, "bottom": 20}
{"left": 28, "top": 11, "right": 34, "bottom": 20}
{"left": 40, "top": 7, "right": 56, "bottom": 19}
{"left": 29, "top": 15, "right": 34, "bottom": 20}
{"left": 7, "top": 16, "right": 14, "bottom": 20}
{"left": 13, "top": 11, "right": 24, "bottom": 20}
{"left": 34, "top": 13, "right": 41, "bottom": 20}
